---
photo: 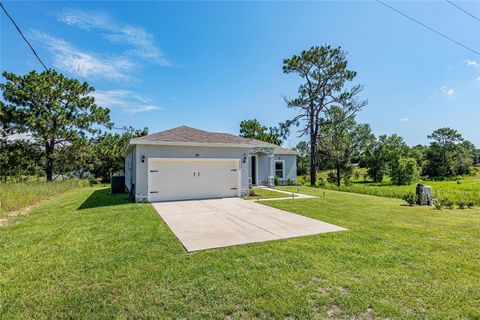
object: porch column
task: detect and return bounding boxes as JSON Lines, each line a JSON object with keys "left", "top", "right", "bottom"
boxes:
{"left": 248, "top": 155, "right": 253, "bottom": 188}
{"left": 267, "top": 154, "right": 275, "bottom": 187}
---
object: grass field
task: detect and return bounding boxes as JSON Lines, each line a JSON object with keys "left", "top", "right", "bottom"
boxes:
{"left": 0, "top": 179, "right": 90, "bottom": 217}
{"left": 305, "top": 169, "right": 480, "bottom": 206}
{"left": 1, "top": 186, "right": 479, "bottom": 318}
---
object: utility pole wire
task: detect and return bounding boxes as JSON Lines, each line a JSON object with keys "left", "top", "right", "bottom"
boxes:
{"left": 0, "top": 2, "right": 48, "bottom": 70}
{"left": 446, "top": 0, "right": 480, "bottom": 23}
{"left": 376, "top": 0, "right": 480, "bottom": 57}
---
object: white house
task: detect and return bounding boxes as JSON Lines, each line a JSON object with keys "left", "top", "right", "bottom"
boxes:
{"left": 124, "top": 126, "right": 297, "bottom": 202}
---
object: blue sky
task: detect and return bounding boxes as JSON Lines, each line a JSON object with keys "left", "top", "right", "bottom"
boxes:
{"left": 1, "top": 1, "right": 479, "bottom": 147}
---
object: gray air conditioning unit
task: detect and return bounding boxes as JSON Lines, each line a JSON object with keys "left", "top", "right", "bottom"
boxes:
{"left": 416, "top": 183, "right": 432, "bottom": 206}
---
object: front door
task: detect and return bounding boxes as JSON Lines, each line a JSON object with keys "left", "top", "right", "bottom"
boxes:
{"left": 251, "top": 156, "right": 257, "bottom": 185}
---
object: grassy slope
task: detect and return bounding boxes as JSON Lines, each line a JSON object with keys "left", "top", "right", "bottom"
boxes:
{"left": 0, "top": 179, "right": 90, "bottom": 217}
{"left": 306, "top": 169, "right": 480, "bottom": 205}
{"left": 1, "top": 187, "right": 479, "bottom": 319}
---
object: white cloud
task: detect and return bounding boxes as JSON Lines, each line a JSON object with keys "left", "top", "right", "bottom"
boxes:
{"left": 58, "top": 9, "right": 170, "bottom": 66}
{"left": 439, "top": 86, "right": 456, "bottom": 96}
{"left": 400, "top": 117, "right": 409, "bottom": 122}
{"left": 465, "top": 59, "right": 479, "bottom": 68}
{"left": 30, "top": 30, "right": 134, "bottom": 81}
{"left": 58, "top": 9, "right": 112, "bottom": 30}
{"left": 90, "top": 90, "right": 163, "bottom": 114}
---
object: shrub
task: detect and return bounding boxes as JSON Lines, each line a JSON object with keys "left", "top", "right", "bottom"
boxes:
{"left": 457, "top": 201, "right": 466, "bottom": 209}
{"left": 353, "top": 171, "right": 360, "bottom": 180}
{"left": 391, "top": 157, "right": 419, "bottom": 185}
{"left": 88, "top": 177, "right": 99, "bottom": 186}
{"left": 274, "top": 176, "right": 280, "bottom": 186}
{"left": 299, "top": 175, "right": 306, "bottom": 186}
{"left": 466, "top": 201, "right": 475, "bottom": 209}
{"left": 402, "top": 192, "right": 417, "bottom": 206}
{"left": 316, "top": 177, "right": 325, "bottom": 188}
{"left": 327, "top": 171, "right": 337, "bottom": 184}
{"left": 303, "top": 174, "right": 311, "bottom": 186}
{"left": 433, "top": 199, "right": 442, "bottom": 210}
{"left": 249, "top": 189, "right": 256, "bottom": 197}
{"left": 342, "top": 169, "right": 353, "bottom": 186}
{"left": 286, "top": 178, "right": 295, "bottom": 186}
{"left": 439, "top": 198, "right": 454, "bottom": 210}
{"left": 343, "top": 175, "right": 352, "bottom": 186}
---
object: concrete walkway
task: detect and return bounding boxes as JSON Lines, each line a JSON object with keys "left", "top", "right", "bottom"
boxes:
{"left": 152, "top": 198, "right": 345, "bottom": 252}
{"left": 249, "top": 187, "right": 317, "bottom": 202}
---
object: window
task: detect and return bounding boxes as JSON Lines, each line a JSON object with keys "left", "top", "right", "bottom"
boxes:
{"left": 275, "top": 160, "right": 284, "bottom": 179}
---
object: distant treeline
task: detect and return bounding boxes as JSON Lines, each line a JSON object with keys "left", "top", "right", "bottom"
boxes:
{"left": 295, "top": 122, "right": 479, "bottom": 186}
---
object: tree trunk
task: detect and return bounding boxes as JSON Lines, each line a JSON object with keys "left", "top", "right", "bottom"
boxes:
{"left": 309, "top": 112, "right": 316, "bottom": 186}
{"left": 45, "top": 141, "right": 54, "bottom": 181}
{"left": 336, "top": 159, "right": 341, "bottom": 188}
{"left": 310, "top": 143, "right": 316, "bottom": 186}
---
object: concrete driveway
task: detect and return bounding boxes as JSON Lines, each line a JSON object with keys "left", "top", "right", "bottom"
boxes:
{"left": 152, "top": 198, "right": 346, "bottom": 252}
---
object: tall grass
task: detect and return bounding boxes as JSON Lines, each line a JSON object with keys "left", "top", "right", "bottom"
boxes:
{"left": 301, "top": 169, "right": 480, "bottom": 206}
{"left": 0, "top": 179, "right": 90, "bottom": 217}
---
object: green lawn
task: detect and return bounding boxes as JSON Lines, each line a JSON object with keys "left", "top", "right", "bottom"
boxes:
{"left": 1, "top": 186, "right": 479, "bottom": 319}
{"left": 241, "top": 187, "right": 294, "bottom": 200}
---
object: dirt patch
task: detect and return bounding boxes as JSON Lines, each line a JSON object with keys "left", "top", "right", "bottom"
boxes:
{"left": 0, "top": 203, "right": 37, "bottom": 228}
{"left": 361, "top": 308, "right": 375, "bottom": 319}
{"left": 0, "top": 188, "right": 81, "bottom": 228}
{"left": 314, "top": 287, "right": 329, "bottom": 295}
{"left": 336, "top": 286, "right": 348, "bottom": 294}
{"left": 327, "top": 304, "right": 343, "bottom": 320}
{"left": 312, "top": 285, "right": 348, "bottom": 297}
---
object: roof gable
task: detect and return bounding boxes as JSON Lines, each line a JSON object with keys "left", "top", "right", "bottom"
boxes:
{"left": 129, "top": 126, "right": 297, "bottom": 154}
{"left": 136, "top": 126, "right": 274, "bottom": 146}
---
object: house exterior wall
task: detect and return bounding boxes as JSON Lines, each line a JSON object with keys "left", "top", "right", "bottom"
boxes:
{"left": 132, "top": 147, "right": 137, "bottom": 191}
{"left": 133, "top": 144, "right": 250, "bottom": 202}
{"left": 257, "top": 154, "right": 270, "bottom": 185}
{"left": 124, "top": 146, "right": 134, "bottom": 192}
{"left": 274, "top": 154, "right": 297, "bottom": 181}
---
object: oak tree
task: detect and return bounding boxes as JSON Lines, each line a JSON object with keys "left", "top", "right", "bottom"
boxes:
{"left": 0, "top": 70, "right": 111, "bottom": 181}
{"left": 318, "top": 107, "right": 374, "bottom": 187}
{"left": 239, "top": 119, "right": 283, "bottom": 145}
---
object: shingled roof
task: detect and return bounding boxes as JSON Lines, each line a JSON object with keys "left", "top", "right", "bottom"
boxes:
{"left": 131, "top": 126, "right": 297, "bottom": 154}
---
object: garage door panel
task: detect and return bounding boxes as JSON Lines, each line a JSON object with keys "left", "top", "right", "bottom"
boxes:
{"left": 148, "top": 158, "right": 239, "bottom": 202}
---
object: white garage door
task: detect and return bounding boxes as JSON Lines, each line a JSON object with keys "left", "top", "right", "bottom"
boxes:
{"left": 148, "top": 158, "right": 240, "bottom": 202}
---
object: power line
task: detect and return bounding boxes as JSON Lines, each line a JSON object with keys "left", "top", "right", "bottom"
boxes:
{"left": 0, "top": 2, "right": 48, "bottom": 70}
{"left": 376, "top": 0, "right": 480, "bottom": 57}
{"left": 446, "top": 0, "right": 480, "bottom": 23}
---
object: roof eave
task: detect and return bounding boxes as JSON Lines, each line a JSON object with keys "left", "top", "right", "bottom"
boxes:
{"left": 275, "top": 150, "right": 298, "bottom": 155}
{"left": 124, "top": 143, "right": 134, "bottom": 157}
{"left": 128, "top": 138, "right": 274, "bottom": 149}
